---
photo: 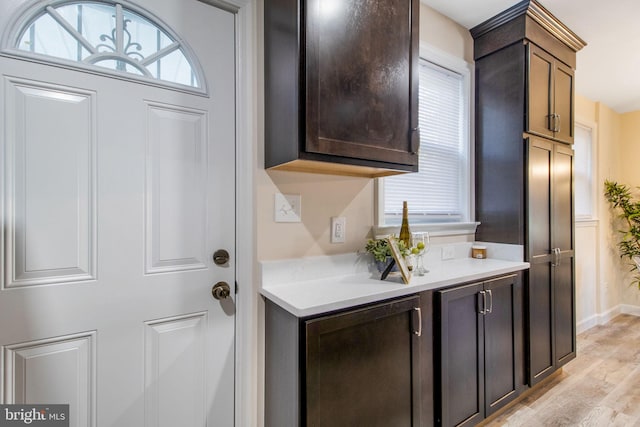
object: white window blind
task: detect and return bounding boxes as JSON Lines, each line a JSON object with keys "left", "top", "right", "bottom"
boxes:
{"left": 383, "top": 59, "right": 467, "bottom": 225}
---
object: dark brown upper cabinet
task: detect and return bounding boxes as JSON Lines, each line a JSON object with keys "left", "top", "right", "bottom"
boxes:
{"left": 471, "top": 0, "right": 586, "bottom": 147}
{"left": 528, "top": 44, "right": 575, "bottom": 144}
{"left": 264, "top": 0, "right": 420, "bottom": 178}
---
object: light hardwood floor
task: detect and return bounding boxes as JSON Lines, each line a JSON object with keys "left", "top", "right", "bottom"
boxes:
{"left": 485, "top": 314, "right": 640, "bottom": 426}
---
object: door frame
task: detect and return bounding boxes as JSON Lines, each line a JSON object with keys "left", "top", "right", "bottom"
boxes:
{"left": 225, "top": 0, "right": 257, "bottom": 425}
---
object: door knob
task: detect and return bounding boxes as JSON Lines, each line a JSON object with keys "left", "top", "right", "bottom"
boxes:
{"left": 211, "top": 281, "right": 231, "bottom": 300}
{"left": 213, "top": 249, "right": 230, "bottom": 266}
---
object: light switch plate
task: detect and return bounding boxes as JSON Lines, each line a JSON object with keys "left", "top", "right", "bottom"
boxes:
{"left": 331, "top": 216, "right": 346, "bottom": 243}
{"left": 274, "top": 193, "right": 301, "bottom": 223}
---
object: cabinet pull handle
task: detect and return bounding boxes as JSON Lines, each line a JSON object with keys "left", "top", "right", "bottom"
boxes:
{"left": 555, "top": 113, "right": 561, "bottom": 133}
{"left": 551, "top": 247, "right": 561, "bottom": 267}
{"left": 486, "top": 289, "right": 493, "bottom": 314}
{"left": 413, "top": 307, "right": 422, "bottom": 337}
{"left": 410, "top": 127, "right": 420, "bottom": 154}
{"left": 478, "top": 291, "right": 486, "bottom": 314}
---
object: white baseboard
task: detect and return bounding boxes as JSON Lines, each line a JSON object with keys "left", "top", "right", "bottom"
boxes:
{"left": 620, "top": 304, "right": 640, "bottom": 317}
{"left": 576, "top": 314, "right": 599, "bottom": 334}
{"left": 577, "top": 305, "right": 630, "bottom": 334}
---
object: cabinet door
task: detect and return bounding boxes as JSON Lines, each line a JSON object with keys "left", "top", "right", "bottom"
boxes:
{"left": 305, "top": 296, "right": 422, "bottom": 427}
{"left": 305, "top": 0, "right": 419, "bottom": 167}
{"left": 553, "top": 63, "right": 575, "bottom": 144}
{"left": 527, "top": 138, "right": 576, "bottom": 385}
{"left": 483, "top": 274, "right": 523, "bottom": 416}
{"left": 527, "top": 137, "right": 555, "bottom": 385}
{"left": 553, "top": 144, "right": 576, "bottom": 365}
{"left": 436, "top": 283, "right": 484, "bottom": 427}
{"left": 527, "top": 44, "right": 554, "bottom": 140}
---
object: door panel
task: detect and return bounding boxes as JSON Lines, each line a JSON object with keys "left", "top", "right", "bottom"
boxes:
{"left": 0, "top": 1, "right": 236, "bottom": 425}
{"left": 145, "top": 102, "right": 208, "bottom": 274}
{"left": 554, "top": 260, "right": 575, "bottom": 364}
{"left": 4, "top": 78, "right": 96, "bottom": 287}
{"left": 528, "top": 263, "right": 554, "bottom": 383}
{"left": 144, "top": 313, "right": 207, "bottom": 427}
{"left": 437, "top": 283, "right": 484, "bottom": 427}
{"left": 553, "top": 145, "right": 574, "bottom": 253}
{"left": 3, "top": 332, "right": 95, "bottom": 426}
{"left": 527, "top": 138, "right": 552, "bottom": 262}
{"left": 553, "top": 63, "right": 574, "bottom": 144}
{"left": 553, "top": 144, "right": 575, "bottom": 365}
{"left": 305, "top": 297, "right": 420, "bottom": 427}
{"left": 527, "top": 45, "right": 553, "bottom": 139}
{"left": 484, "top": 275, "right": 520, "bottom": 415}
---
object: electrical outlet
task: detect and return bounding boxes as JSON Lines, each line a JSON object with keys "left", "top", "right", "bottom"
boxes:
{"left": 442, "top": 246, "right": 455, "bottom": 260}
{"left": 331, "top": 216, "right": 346, "bottom": 243}
{"left": 274, "top": 193, "right": 301, "bottom": 222}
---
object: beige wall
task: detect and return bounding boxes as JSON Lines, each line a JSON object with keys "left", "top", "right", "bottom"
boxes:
{"left": 419, "top": 5, "right": 474, "bottom": 64}
{"left": 617, "top": 111, "right": 640, "bottom": 306}
{"left": 621, "top": 111, "right": 640, "bottom": 185}
{"left": 574, "top": 94, "right": 640, "bottom": 325}
{"left": 256, "top": 4, "right": 473, "bottom": 261}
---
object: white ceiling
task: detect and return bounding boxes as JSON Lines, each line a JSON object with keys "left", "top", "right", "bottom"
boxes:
{"left": 421, "top": 0, "right": 640, "bottom": 113}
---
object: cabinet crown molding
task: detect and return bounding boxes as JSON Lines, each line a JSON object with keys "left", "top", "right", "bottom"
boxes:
{"left": 470, "top": 0, "right": 586, "bottom": 52}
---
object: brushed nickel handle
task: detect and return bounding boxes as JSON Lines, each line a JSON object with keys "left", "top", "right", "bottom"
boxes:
{"left": 413, "top": 307, "right": 422, "bottom": 337}
{"left": 211, "top": 281, "right": 231, "bottom": 300}
{"left": 479, "top": 291, "right": 487, "bottom": 315}
{"left": 551, "top": 248, "right": 561, "bottom": 267}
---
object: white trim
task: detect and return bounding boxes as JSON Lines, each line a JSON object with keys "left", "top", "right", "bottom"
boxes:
{"left": 575, "top": 219, "right": 598, "bottom": 228}
{"left": 373, "top": 222, "right": 479, "bottom": 239}
{"left": 576, "top": 313, "right": 600, "bottom": 334}
{"left": 620, "top": 304, "right": 640, "bottom": 317}
{"left": 232, "top": 1, "right": 257, "bottom": 427}
{"left": 574, "top": 304, "right": 640, "bottom": 334}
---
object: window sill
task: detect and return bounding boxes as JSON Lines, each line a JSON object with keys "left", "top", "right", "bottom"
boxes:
{"left": 373, "top": 222, "right": 480, "bottom": 239}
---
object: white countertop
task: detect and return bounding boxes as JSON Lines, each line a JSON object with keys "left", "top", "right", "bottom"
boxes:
{"left": 260, "top": 245, "right": 529, "bottom": 317}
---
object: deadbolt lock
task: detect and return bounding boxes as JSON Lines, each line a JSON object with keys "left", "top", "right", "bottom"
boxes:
{"left": 213, "top": 249, "right": 230, "bottom": 266}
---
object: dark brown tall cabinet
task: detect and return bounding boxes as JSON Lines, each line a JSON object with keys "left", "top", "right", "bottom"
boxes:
{"left": 264, "top": 0, "right": 420, "bottom": 177}
{"left": 471, "top": 0, "right": 585, "bottom": 386}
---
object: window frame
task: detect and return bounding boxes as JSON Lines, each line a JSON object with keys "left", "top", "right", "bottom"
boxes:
{"left": 574, "top": 117, "right": 598, "bottom": 222}
{"left": 374, "top": 44, "right": 477, "bottom": 237}
{"left": 0, "top": 0, "right": 208, "bottom": 96}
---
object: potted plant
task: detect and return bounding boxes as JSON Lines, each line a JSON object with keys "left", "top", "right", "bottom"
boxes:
{"left": 365, "top": 237, "right": 409, "bottom": 272}
{"left": 604, "top": 180, "right": 640, "bottom": 288}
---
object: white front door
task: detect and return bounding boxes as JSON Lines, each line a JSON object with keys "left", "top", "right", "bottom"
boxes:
{"left": 0, "top": 1, "right": 237, "bottom": 426}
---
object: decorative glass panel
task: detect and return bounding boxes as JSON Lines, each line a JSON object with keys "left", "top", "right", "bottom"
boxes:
{"left": 15, "top": 1, "right": 202, "bottom": 89}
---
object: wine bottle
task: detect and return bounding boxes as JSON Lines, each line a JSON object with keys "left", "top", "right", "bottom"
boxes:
{"left": 399, "top": 201, "right": 411, "bottom": 248}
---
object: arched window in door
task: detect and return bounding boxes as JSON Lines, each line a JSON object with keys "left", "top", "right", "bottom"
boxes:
{"left": 5, "top": 1, "right": 206, "bottom": 92}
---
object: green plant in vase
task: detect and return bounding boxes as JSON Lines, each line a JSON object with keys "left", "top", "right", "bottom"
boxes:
{"left": 365, "top": 237, "right": 409, "bottom": 271}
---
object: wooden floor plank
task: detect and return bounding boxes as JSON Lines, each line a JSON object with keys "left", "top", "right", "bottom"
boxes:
{"left": 484, "top": 314, "right": 640, "bottom": 426}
